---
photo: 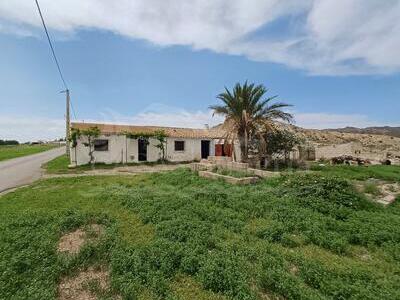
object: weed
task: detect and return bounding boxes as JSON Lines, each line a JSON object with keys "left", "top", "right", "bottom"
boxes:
{"left": 363, "top": 182, "right": 381, "bottom": 195}
{"left": 1, "top": 167, "right": 400, "bottom": 299}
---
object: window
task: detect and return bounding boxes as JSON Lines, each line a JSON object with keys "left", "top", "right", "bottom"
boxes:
{"left": 174, "top": 140, "right": 185, "bottom": 151}
{"left": 94, "top": 139, "right": 109, "bottom": 151}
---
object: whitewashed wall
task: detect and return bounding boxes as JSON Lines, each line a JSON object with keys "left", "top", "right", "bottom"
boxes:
{"left": 165, "top": 138, "right": 215, "bottom": 162}
{"left": 70, "top": 134, "right": 216, "bottom": 165}
{"left": 71, "top": 134, "right": 127, "bottom": 165}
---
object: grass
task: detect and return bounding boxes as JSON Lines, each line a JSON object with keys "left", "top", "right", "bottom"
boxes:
{"left": 1, "top": 168, "right": 400, "bottom": 299}
{"left": 310, "top": 164, "right": 400, "bottom": 182}
{"left": 42, "top": 154, "right": 121, "bottom": 174}
{"left": 42, "top": 154, "right": 71, "bottom": 173}
{"left": 0, "top": 144, "right": 59, "bottom": 162}
{"left": 363, "top": 182, "right": 381, "bottom": 195}
{"left": 43, "top": 154, "right": 195, "bottom": 174}
{"left": 212, "top": 166, "right": 251, "bottom": 178}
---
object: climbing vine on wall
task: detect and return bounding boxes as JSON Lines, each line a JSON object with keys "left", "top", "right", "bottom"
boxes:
{"left": 123, "top": 130, "right": 168, "bottom": 161}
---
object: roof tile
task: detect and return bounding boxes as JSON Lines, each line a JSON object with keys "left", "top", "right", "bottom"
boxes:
{"left": 71, "top": 122, "right": 224, "bottom": 139}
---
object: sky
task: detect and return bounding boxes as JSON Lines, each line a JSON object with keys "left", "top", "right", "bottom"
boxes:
{"left": 0, "top": 0, "right": 399, "bottom": 141}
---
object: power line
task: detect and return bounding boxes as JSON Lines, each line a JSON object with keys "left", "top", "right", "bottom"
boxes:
{"left": 35, "top": 0, "right": 68, "bottom": 90}
{"left": 70, "top": 99, "right": 78, "bottom": 121}
{"left": 34, "top": 0, "right": 77, "bottom": 120}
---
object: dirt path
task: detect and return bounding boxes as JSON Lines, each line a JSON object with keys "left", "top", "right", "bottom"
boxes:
{"left": 43, "top": 163, "right": 189, "bottom": 179}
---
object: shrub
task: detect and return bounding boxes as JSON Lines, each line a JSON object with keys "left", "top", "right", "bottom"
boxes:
{"left": 281, "top": 174, "right": 372, "bottom": 213}
{"left": 198, "top": 250, "right": 253, "bottom": 299}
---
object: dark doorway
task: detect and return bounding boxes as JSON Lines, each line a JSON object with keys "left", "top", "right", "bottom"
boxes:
{"left": 138, "top": 138, "right": 147, "bottom": 161}
{"left": 201, "top": 140, "right": 210, "bottom": 159}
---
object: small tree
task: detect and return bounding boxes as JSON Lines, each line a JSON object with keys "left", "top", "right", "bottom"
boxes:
{"left": 259, "top": 129, "right": 302, "bottom": 169}
{"left": 81, "top": 126, "right": 100, "bottom": 165}
{"left": 153, "top": 130, "right": 168, "bottom": 162}
{"left": 264, "top": 129, "right": 301, "bottom": 158}
{"left": 69, "top": 128, "right": 81, "bottom": 165}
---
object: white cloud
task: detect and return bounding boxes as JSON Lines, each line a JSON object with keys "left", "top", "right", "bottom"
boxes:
{"left": 294, "top": 112, "right": 384, "bottom": 129}
{"left": 90, "top": 104, "right": 224, "bottom": 129}
{"left": 0, "top": 0, "right": 399, "bottom": 75}
{"left": 0, "top": 116, "right": 65, "bottom": 142}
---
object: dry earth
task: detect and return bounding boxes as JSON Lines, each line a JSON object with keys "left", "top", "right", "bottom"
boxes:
{"left": 275, "top": 122, "right": 400, "bottom": 156}
{"left": 295, "top": 126, "right": 400, "bottom": 154}
{"left": 56, "top": 224, "right": 120, "bottom": 300}
{"left": 58, "top": 267, "right": 111, "bottom": 300}
{"left": 57, "top": 224, "right": 104, "bottom": 254}
{"left": 354, "top": 180, "right": 400, "bottom": 205}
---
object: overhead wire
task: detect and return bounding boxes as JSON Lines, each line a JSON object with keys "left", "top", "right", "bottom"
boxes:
{"left": 34, "top": 0, "right": 78, "bottom": 120}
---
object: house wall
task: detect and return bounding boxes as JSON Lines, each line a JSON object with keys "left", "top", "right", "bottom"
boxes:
{"left": 166, "top": 138, "right": 215, "bottom": 162}
{"left": 71, "top": 134, "right": 128, "bottom": 165}
{"left": 70, "top": 134, "right": 217, "bottom": 165}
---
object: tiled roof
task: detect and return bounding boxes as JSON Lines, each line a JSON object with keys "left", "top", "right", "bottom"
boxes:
{"left": 71, "top": 122, "right": 225, "bottom": 139}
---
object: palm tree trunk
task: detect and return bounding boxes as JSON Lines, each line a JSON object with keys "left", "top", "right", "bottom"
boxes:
{"left": 239, "top": 134, "right": 248, "bottom": 162}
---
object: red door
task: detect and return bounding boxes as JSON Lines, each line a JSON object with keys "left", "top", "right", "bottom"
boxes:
{"left": 215, "top": 144, "right": 223, "bottom": 156}
{"left": 215, "top": 144, "right": 232, "bottom": 157}
{"left": 224, "top": 144, "right": 232, "bottom": 157}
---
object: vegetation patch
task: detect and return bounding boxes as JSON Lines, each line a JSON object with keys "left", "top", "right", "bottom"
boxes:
{"left": 0, "top": 144, "right": 58, "bottom": 161}
{"left": 310, "top": 164, "right": 400, "bottom": 181}
{"left": 43, "top": 154, "right": 192, "bottom": 174}
{"left": 211, "top": 166, "right": 250, "bottom": 178}
{"left": 1, "top": 167, "right": 400, "bottom": 299}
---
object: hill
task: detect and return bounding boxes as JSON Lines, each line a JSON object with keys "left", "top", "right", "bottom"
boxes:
{"left": 214, "top": 123, "right": 400, "bottom": 155}
{"left": 324, "top": 126, "right": 400, "bottom": 138}
{"left": 271, "top": 123, "right": 400, "bottom": 158}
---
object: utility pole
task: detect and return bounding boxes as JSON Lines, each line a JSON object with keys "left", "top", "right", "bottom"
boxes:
{"left": 65, "top": 89, "right": 70, "bottom": 156}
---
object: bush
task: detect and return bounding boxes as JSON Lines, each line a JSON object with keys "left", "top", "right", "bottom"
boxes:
{"left": 0, "top": 139, "right": 19, "bottom": 145}
{"left": 281, "top": 174, "right": 372, "bottom": 213}
{"left": 266, "top": 158, "right": 307, "bottom": 171}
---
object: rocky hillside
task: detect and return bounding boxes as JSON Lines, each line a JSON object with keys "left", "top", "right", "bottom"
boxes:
{"left": 292, "top": 126, "right": 400, "bottom": 155}
{"left": 324, "top": 126, "right": 400, "bottom": 138}
{"left": 214, "top": 122, "right": 400, "bottom": 155}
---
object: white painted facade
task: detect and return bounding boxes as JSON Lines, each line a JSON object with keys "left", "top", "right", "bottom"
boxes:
{"left": 70, "top": 134, "right": 218, "bottom": 166}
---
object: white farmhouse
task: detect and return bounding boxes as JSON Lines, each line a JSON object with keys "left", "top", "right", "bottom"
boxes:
{"left": 70, "top": 122, "right": 239, "bottom": 166}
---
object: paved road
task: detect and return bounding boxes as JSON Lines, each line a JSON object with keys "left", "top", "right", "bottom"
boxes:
{"left": 0, "top": 147, "right": 65, "bottom": 193}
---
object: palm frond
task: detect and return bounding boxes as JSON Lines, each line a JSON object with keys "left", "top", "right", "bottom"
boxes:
{"left": 210, "top": 81, "right": 295, "bottom": 161}
{"left": 209, "top": 105, "right": 229, "bottom": 116}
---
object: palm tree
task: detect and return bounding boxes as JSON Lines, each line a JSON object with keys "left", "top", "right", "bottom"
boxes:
{"left": 210, "top": 81, "right": 293, "bottom": 162}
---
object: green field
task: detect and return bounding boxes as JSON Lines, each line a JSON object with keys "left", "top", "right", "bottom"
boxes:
{"left": 311, "top": 164, "right": 400, "bottom": 181}
{"left": 1, "top": 167, "right": 400, "bottom": 299}
{"left": 0, "top": 144, "right": 59, "bottom": 162}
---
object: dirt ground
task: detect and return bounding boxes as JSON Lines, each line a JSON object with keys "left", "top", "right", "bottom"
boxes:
{"left": 355, "top": 179, "right": 400, "bottom": 205}
{"left": 58, "top": 266, "right": 112, "bottom": 300}
{"left": 57, "top": 224, "right": 104, "bottom": 254}
{"left": 56, "top": 224, "right": 119, "bottom": 300}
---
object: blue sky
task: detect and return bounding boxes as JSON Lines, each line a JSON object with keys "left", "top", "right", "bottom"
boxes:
{"left": 0, "top": 1, "right": 399, "bottom": 141}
